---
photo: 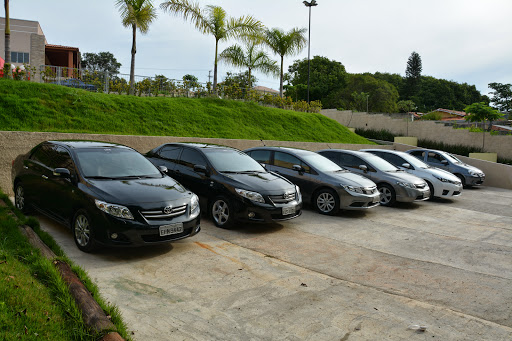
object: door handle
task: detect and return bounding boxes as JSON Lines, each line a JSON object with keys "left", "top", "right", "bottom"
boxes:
{"left": 42, "top": 175, "right": 48, "bottom": 180}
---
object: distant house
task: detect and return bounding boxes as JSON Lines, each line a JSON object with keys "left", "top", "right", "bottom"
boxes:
{"left": 428, "top": 108, "right": 468, "bottom": 121}
{"left": 0, "top": 17, "right": 80, "bottom": 81}
{"left": 252, "top": 85, "right": 279, "bottom": 95}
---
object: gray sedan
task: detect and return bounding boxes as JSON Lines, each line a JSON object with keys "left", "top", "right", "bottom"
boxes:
{"left": 244, "top": 147, "right": 381, "bottom": 215}
{"left": 317, "top": 149, "right": 430, "bottom": 206}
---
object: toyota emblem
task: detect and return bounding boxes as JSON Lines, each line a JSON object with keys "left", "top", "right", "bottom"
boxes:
{"left": 163, "top": 206, "right": 173, "bottom": 214}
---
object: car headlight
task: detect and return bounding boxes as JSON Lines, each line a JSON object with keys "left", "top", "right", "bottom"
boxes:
{"left": 190, "top": 194, "right": 200, "bottom": 218}
{"left": 95, "top": 199, "right": 134, "bottom": 220}
{"left": 396, "top": 182, "right": 415, "bottom": 188}
{"left": 343, "top": 185, "right": 364, "bottom": 194}
{"left": 469, "top": 170, "right": 483, "bottom": 177}
{"left": 433, "top": 175, "right": 448, "bottom": 182}
{"left": 295, "top": 185, "right": 302, "bottom": 203}
{"left": 235, "top": 188, "right": 265, "bottom": 203}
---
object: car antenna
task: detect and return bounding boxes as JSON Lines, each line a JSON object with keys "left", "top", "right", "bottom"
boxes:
{"left": 327, "top": 144, "right": 332, "bottom": 149}
{"left": 260, "top": 139, "right": 266, "bottom": 146}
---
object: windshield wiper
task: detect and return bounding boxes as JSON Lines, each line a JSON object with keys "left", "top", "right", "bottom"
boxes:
{"left": 86, "top": 176, "right": 119, "bottom": 180}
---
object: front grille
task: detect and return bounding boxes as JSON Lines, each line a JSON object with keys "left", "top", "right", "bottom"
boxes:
{"left": 415, "top": 183, "right": 426, "bottom": 189}
{"left": 140, "top": 204, "right": 188, "bottom": 220}
{"left": 269, "top": 192, "right": 296, "bottom": 204}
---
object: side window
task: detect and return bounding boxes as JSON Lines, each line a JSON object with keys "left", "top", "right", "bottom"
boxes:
{"left": 338, "top": 153, "right": 363, "bottom": 169}
{"left": 274, "top": 152, "right": 310, "bottom": 173}
{"left": 54, "top": 147, "right": 76, "bottom": 173}
{"left": 410, "top": 150, "right": 425, "bottom": 160}
{"left": 427, "top": 152, "right": 445, "bottom": 164}
{"left": 30, "top": 144, "right": 55, "bottom": 168}
{"left": 159, "top": 146, "right": 182, "bottom": 163}
{"left": 319, "top": 151, "right": 339, "bottom": 165}
{"left": 382, "top": 153, "right": 406, "bottom": 167}
{"left": 179, "top": 148, "right": 207, "bottom": 169}
{"left": 249, "top": 150, "right": 272, "bottom": 164}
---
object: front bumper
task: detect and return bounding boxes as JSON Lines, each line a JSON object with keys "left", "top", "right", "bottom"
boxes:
{"left": 433, "top": 181, "right": 463, "bottom": 198}
{"left": 465, "top": 174, "right": 485, "bottom": 186}
{"left": 396, "top": 186, "right": 430, "bottom": 203}
{"left": 338, "top": 188, "right": 380, "bottom": 210}
{"left": 232, "top": 198, "right": 303, "bottom": 223}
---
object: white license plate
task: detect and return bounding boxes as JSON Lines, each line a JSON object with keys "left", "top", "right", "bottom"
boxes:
{"left": 282, "top": 206, "right": 296, "bottom": 216}
{"left": 159, "top": 223, "right": 184, "bottom": 236}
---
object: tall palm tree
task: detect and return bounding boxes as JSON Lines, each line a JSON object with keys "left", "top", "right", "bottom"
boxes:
{"left": 4, "top": 0, "right": 11, "bottom": 79}
{"left": 116, "top": 0, "right": 157, "bottom": 95}
{"left": 264, "top": 27, "right": 307, "bottom": 97}
{"left": 160, "top": 0, "right": 263, "bottom": 95}
{"left": 219, "top": 39, "right": 279, "bottom": 90}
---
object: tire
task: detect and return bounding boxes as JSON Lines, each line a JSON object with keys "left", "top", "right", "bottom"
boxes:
{"left": 455, "top": 173, "right": 466, "bottom": 187}
{"left": 313, "top": 188, "right": 340, "bottom": 215}
{"left": 72, "top": 210, "right": 96, "bottom": 253}
{"left": 378, "top": 184, "right": 396, "bottom": 207}
{"left": 211, "top": 196, "right": 234, "bottom": 229}
{"left": 14, "top": 182, "right": 30, "bottom": 213}
{"left": 425, "top": 180, "right": 435, "bottom": 200}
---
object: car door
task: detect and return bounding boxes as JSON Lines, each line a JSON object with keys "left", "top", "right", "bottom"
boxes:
{"left": 376, "top": 152, "right": 413, "bottom": 173}
{"left": 152, "top": 145, "right": 182, "bottom": 177}
{"left": 24, "top": 143, "right": 57, "bottom": 210}
{"left": 337, "top": 153, "right": 377, "bottom": 181}
{"left": 426, "top": 151, "right": 450, "bottom": 171}
{"left": 174, "top": 147, "right": 211, "bottom": 199}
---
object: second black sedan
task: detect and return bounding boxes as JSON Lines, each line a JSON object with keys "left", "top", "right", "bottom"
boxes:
{"left": 146, "top": 143, "right": 302, "bottom": 228}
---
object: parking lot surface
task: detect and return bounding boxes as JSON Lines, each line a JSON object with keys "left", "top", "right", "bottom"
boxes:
{"left": 37, "top": 186, "right": 512, "bottom": 340}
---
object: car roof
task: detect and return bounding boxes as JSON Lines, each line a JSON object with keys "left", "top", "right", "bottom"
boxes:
{"left": 159, "top": 142, "right": 241, "bottom": 152}
{"left": 317, "top": 149, "right": 373, "bottom": 158}
{"left": 47, "top": 140, "right": 131, "bottom": 150}
{"left": 361, "top": 149, "right": 409, "bottom": 156}
{"left": 246, "top": 146, "right": 315, "bottom": 155}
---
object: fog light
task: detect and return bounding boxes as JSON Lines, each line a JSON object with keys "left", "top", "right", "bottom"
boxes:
{"left": 111, "top": 233, "right": 118, "bottom": 239}
{"left": 248, "top": 212, "right": 255, "bottom": 218}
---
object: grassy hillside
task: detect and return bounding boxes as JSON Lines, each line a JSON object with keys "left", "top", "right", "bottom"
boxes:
{"left": 0, "top": 79, "right": 371, "bottom": 144}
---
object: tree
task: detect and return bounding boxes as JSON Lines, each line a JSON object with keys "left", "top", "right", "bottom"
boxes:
{"left": 264, "top": 27, "right": 307, "bottom": 98}
{"left": 286, "top": 56, "right": 347, "bottom": 107}
{"left": 116, "top": 0, "right": 157, "bottom": 95}
{"left": 182, "top": 74, "right": 199, "bottom": 90}
{"left": 219, "top": 38, "right": 278, "bottom": 89}
{"left": 464, "top": 102, "right": 504, "bottom": 148}
{"left": 397, "top": 100, "right": 416, "bottom": 113}
{"left": 82, "top": 52, "right": 122, "bottom": 73}
{"left": 488, "top": 82, "right": 512, "bottom": 114}
{"left": 160, "top": 0, "right": 262, "bottom": 95}
{"left": 404, "top": 51, "right": 422, "bottom": 99}
{"left": 4, "top": 0, "right": 11, "bottom": 79}
{"left": 221, "top": 71, "right": 257, "bottom": 91}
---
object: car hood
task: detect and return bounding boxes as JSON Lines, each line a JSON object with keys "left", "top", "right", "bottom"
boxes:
{"left": 460, "top": 164, "right": 484, "bottom": 174}
{"left": 427, "top": 168, "right": 461, "bottom": 181}
{"left": 221, "top": 171, "right": 295, "bottom": 194}
{"left": 87, "top": 176, "right": 191, "bottom": 205}
{"left": 384, "top": 171, "right": 425, "bottom": 184}
{"left": 325, "top": 171, "right": 377, "bottom": 188}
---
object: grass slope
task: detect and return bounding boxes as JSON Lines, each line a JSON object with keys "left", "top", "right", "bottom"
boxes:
{"left": 0, "top": 79, "right": 371, "bottom": 144}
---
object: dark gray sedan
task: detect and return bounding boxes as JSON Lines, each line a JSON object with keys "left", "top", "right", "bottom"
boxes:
{"left": 244, "top": 147, "right": 380, "bottom": 215}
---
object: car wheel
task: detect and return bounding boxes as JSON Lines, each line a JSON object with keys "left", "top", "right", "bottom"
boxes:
{"left": 14, "top": 183, "right": 30, "bottom": 213}
{"left": 454, "top": 173, "right": 466, "bottom": 187}
{"left": 378, "top": 184, "right": 396, "bottom": 206}
{"left": 314, "top": 189, "right": 340, "bottom": 215}
{"left": 425, "top": 180, "right": 435, "bottom": 200}
{"left": 211, "top": 197, "right": 234, "bottom": 229}
{"left": 72, "top": 210, "right": 96, "bottom": 253}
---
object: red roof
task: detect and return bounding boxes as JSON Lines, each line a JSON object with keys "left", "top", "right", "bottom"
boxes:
{"left": 432, "top": 108, "right": 467, "bottom": 117}
{"left": 45, "top": 44, "right": 79, "bottom": 51}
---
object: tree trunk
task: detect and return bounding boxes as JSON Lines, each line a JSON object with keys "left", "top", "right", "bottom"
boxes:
{"left": 129, "top": 24, "right": 136, "bottom": 95}
{"left": 248, "top": 67, "right": 252, "bottom": 90}
{"left": 279, "top": 55, "right": 284, "bottom": 98}
{"left": 4, "top": 0, "right": 11, "bottom": 79}
{"left": 213, "top": 39, "right": 218, "bottom": 96}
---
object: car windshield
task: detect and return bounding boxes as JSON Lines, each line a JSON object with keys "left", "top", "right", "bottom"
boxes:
{"left": 205, "top": 149, "right": 266, "bottom": 173}
{"left": 444, "top": 152, "right": 464, "bottom": 164}
{"left": 399, "top": 153, "right": 430, "bottom": 169}
{"left": 75, "top": 148, "right": 162, "bottom": 179}
{"left": 301, "top": 153, "right": 345, "bottom": 172}
{"left": 364, "top": 154, "right": 400, "bottom": 172}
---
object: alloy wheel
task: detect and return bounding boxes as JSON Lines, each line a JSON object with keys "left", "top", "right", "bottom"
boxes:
{"left": 379, "top": 187, "right": 393, "bottom": 205}
{"left": 212, "top": 199, "right": 230, "bottom": 226}
{"left": 74, "top": 214, "right": 91, "bottom": 247}
{"left": 316, "top": 192, "right": 335, "bottom": 213}
{"left": 15, "top": 185, "right": 25, "bottom": 211}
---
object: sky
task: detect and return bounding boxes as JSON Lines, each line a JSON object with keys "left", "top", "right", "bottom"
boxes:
{"left": 7, "top": 0, "right": 512, "bottom": 95}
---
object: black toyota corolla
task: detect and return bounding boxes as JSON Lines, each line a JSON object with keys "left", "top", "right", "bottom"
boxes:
{"left": 12, "top": 141, "right": 201, "bottom": 252}
{"left": 145, "top": 143, "right": 302, "bottom": 228}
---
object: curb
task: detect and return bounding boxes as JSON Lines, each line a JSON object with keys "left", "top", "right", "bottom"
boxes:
{"left": 2, "top": 199, "right": 125, "bottom": 340}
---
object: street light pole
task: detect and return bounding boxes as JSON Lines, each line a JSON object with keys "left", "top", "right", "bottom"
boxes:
{"left": 303, "top": 0, "right": 317, "bottom": 103}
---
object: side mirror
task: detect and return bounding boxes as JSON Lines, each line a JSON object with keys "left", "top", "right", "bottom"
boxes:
{"left": 194, "top": 164, "right": 209, "bottom": 175}
{"left": 292, "top": 164, "right": 304, "bottom": 173}
{"left": 158, "top": 165, "right": 168, "bottom": 173}
{"left": 53, "top": 168, "right": 71, "bottom": 178}
{"left": 402, "top": 163, "right": 412, "bottom": 169}
{"left": 441, "top": 160, "right": 448, "bottom": 165}
{"left": 359, "top": 165, "right": 368, "bottom": 173}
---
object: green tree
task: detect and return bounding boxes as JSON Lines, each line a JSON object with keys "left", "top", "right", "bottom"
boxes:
{"left": 182, "top": 74, "right": 200, "bottom": 90}
{"left": 488, "top": 82, "right": 512, "bottom": 114}
{"left": 397, "top": 100, "right": 416, "bottom": 113}
{"left": 116, "top": 0, "right": 157, "bottom": 95}
{"left": 82, "top": 52, "right": 122, "bottom": 73}
{"left": 3, "top": 0, "right": 11, "bottom": 79}
{"left": 264, "top": 27, "right": 307, "bottom": 98}
{"left": 160, "top": 0, "right": 262, "bottom": 95}
{"left": 220, "top": 39, "right": 278, "bottom": 89}
{"left": 464, "top": 102, "right": 504, "bottom": 148}
{"left": 221, "top": 71, "right": 257, "bottom": 91}
{"left": 286, "top": 56, "right": 347, "bottom": 108}
{"left": 404, "top": 51, "right": 422, "bottom": 99}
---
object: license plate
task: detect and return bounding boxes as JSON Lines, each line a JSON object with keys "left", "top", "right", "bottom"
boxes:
{"left": 159, "top": 223, "right": 184, "bottom": 236}
{"left": 282, "top": 206, "right": 296, "bottom": 215}
{"left": 372, "top": 196, "right": 380, "bottom": 203}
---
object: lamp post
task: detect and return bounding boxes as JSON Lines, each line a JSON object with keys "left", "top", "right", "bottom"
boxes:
{"left": 303, "top": 0, "right": 317, "bottom": 103}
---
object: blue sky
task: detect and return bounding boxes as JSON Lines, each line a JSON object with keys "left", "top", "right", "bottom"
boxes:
{"left": 7, "top": 0, "right": 512, "bottom": 95}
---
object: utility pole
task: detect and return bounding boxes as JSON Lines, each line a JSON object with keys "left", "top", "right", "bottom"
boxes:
{"left": 303, "top": 0, "right": 318, "bottom": 103}
{"left": 207, "top": 70, "right": 212, "bottom": 83}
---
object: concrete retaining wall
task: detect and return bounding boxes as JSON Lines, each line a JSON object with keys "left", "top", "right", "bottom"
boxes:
{"left": 322, "top": 109, "right": 512, "bottom": 160}
{"left": 0, "top": 131, "right": 392, "bottom": 196}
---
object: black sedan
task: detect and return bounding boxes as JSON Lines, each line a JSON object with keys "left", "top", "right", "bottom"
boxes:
{"left": 146, "top": 143, "right": 302, "bottom": 228}
{"left": 12, "top": 141, "right": 201, "bottom": 252}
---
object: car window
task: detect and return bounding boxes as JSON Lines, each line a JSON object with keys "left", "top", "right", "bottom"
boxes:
{"left": 30, "top": 144, "right": 56, "bottom": 168}
{"left": 274, "top": 152, "right": 311, "bottom": 173}
{"left": 338, "top": 153, "right": 364, "bottom": 169}
{"left": 427, "top": 152, "right": 446, "bottom": 164}
{"left": 409, "top": 150, "right": 425, "bottom": 160}
{"left": 248, "top": 150, "right": 272, "bottom": 164}
{"left": 179, "top": 148, "right": 207, "bottom": 169}
{"left": 159, "top": 146, "right": 182, "bottom": 162}
{"left": 54, "top": 146, "right": 76, "bottom": 173}
{"left": 380, "top": 153, "right": 407, "bottom": 168}
{"left": 318, "top": 151, "right": 340, "bottom": 165}
{"left": 205, "top": 149, "right": 265, "bottom": 172}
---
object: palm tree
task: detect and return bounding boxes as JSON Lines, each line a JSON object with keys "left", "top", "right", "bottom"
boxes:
{"left": 219, "top": 39, "right": 279, "bottom": 90}
{"left": 4, "top": 0, "right": 11, "bottom": 79}
{"left": 264, "top": 27, "right": 307, "bottom": 97}
{"left": 116, "top": 0, "right": 157, "bottom": 95}
{"left": 160, "top": 0, "right": 263, "bottom": 95}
